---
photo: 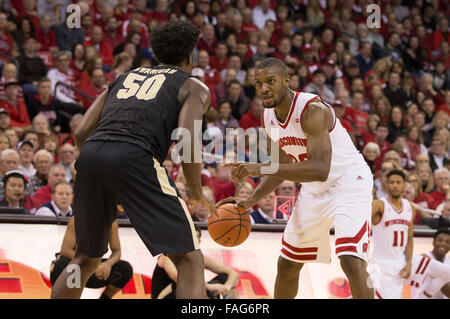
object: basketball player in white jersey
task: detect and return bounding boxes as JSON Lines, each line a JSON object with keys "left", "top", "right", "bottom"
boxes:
{"left": 408, "top": 228, "right": 450, "bottom": 299}
{"left": 217, "top": 58, "right": 374, "bottom": 298}
{"left": 370, "top": 169, "right": 415, "bottom": 299}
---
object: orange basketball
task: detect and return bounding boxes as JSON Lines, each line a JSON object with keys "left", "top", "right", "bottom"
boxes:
{"left": 208, "top": 203, "right": 251, "bottom": 247}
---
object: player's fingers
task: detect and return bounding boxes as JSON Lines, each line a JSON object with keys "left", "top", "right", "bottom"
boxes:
{"left": 237, "top": 169, "right": 248, "bottom": 184}
{"left": 215, "top": 197, "right": 237, "bottom": 208}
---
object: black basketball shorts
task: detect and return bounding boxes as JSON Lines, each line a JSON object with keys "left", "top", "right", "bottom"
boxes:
{"left": 74, "top": 141, "right": 199, "bottom": 258}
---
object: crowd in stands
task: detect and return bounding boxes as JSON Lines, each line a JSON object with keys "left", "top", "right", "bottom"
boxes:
{"left": 0, "top": 0, "right": 448, "bottom": 228}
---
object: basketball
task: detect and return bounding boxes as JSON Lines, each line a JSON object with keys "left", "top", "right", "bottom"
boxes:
{"left": 208, "top": 203, "right": 251, "bottom": 247}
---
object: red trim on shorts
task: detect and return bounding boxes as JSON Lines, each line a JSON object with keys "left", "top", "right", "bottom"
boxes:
{"left": 420, "top": 257, "right": 431, "bottom": 275}
{"left": 276, "top": 91, "right": 300, "bottom": 129}
{"left": 281, "top": 248, "right": 317, "bottom": 261}
{"left": 282, "top": 237, "right": 318, "bottom": 253}
{"left": 335, "top": 245, "right": 357, "bottom": 254}
{"left": 335, "top": 221, "right": 368, "bottom": 246}
{"left": 375, "top": 289, "right": 383, "bottom": 299}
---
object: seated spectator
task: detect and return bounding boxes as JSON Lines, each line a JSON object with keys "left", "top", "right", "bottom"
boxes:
{"left": 0, "top": 79, "right": 31, "bottom": 129}
{"left": 78, "top": 55, "right": 104, "bottom": 92}
{"left": 78, "top": 68, "right": 108, "bottom": 110}
{"left": 59, "top": 114, "right": 83, "bottom": 146}
{"left": 242, "top": 67, "right": 256, "bottom": 100}
{"left": 406, "top": 173, "right": 435, "bottom": 224}
{"left": 28, "top": 149, "right": 53, "bottom": 195}
{"left": 0, "top": 148, "right": 20, "bottom": 181}
{"left": 210, "top": 42, "right": 229, "bottom": 72}
{"left": 234, "top": 181, "right": 253, "bottom": 201}
{"left": 35, "top": 181, "right": 73, "bottom": 217}
{"left": 191, "top": 186, "right": 215, "bottom": 222}
{"left": 428, "top": 138, "right": 448, "bottom": 172}
{"left": 11, "top": 16, "right": 36, "bottom": 55}
{"left": 304, "top": 69, "right": 335, "bottom": 105}
{"left": 108, "top": 52, "right": 133, "bottom": 81}
{"left": 0, "top": 108, "right": 10, "bottom": 132}
{"left": 21, "top": 130, "right": 39, "bottom": 151}
{"left": 362, "top": 142, "right": 381, "bottom": 174}
{"left": 197, "top": 23, "right": 217, "bottom": 56}
{"left": 4, "top": 128, "right": 18, "bottom": 149}
{"left": 43, "top": 134, "right": 59, "bottom": 163}
{"left": 0, "top": 132, "right": 10, "bottom": 153}
{"left": 0, "top": 170, "right": 31, "bottom": 214}
{"left": 203, "top": 107, "right": 222, "bottom": 144}
{"left": 250, "top": 191, "right": 276, "bottom": 224}
{"left": 30, "top": 163, "right": 67, "bottom": 211}
{"left": 239, "top": 96, "right": 263, "bottom": 130}
{"left": 404, "top": 125, "right": 428, "bottom": 165}
{"left": 226, "top": 80, "right": 250, "bottom": 121}
{"left": 17, "top": 37, "right": 47, "bottom": 96}
{"left": 214, "top": 68, "right": 237, "bottom": 102}
{"left": 355, "top": 42, "right": 375, "bottom": 78}
{"left": 35, "top": 13, "right": 57, "bottom": 54}
{"left": 271, "top": 36, "right": 300, "bottom": 73}
{"left": 17, "top": 140, "right": 36, "bottom": 179}
{"left": 24, "top": 77, "right": 85, "bottom": 133}
{"left": 429, "top": 168, "right": 450, "bottom": 210}
{"left": 50, "top": 217, "right": 133, "bottom": 299}
{"left": 58, "top": 143, "right": 77, "bottom": 182}
{"left": 387, "top": 105, "right": 406, "bottom": 144}
{"left": 0, "top": 12, "right": 16, "bottom": 63}
{"left": 219, "top": 54, "right": 246, "bottom": 85}
{"left": 70, "top": 43, "right": 87, "bottom": 83}
{"left": 102, "top": 16, "right": 124, "bottom": 52}
{"left": 374, "top": 160, "right": 394, "bottom": 199}
{"left": 416, "top": 162, "right": 435, "bottom": 194}
{"left": 47, "top": 51, "right": 78, "bottom": 104}
{"left": 214, "top": 100, "right": 239, "bottom": 136}
{"left": 428, "top": 111, "right": 449, "bottom": 144}
{"left": 84, "top": 25, "right": 114, "bottom": 67}
{"left": 52, "top": 14, "right": 85, "bottom": 52}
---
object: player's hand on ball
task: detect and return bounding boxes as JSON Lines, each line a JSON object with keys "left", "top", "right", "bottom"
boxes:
{"left": 215, "top": 196, "right": 256, "bottom": 211}
{"left": 225, "top": 162, "right": 269, "bottom": 183}
{"left": 206, "top": 283, "right": 229, "bottom": 298}
{"left": 190, "top": 195, "right": 218, "bottom": 218}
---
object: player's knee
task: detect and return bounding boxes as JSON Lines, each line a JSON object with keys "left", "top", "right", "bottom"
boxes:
{"left": 277, "top": 256, "right": 303, "bottom": 278}
{"left": 339, "top": 255, "right": 365, "bottom": 277}
{"left": 113, "top": 261, "right": 134, "bottom": 288}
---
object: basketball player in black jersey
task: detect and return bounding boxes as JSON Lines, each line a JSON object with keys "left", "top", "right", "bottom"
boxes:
{"left": 51, "top": 21, "right": 216, "bottom": 299}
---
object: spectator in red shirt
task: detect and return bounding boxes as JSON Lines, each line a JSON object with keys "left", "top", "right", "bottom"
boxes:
{"left": 197, "top": 23, "right": 217, "bottom": 56}
{"left": 239, "top": 96, "right": 263, "bottom": 130}
{"left": 196, "top": 50, "right": 222, "bottom": 92}
{"left": 102, "top": 16, "right": 124, "bottom": 53}
{"left": 241, "top": 7, "right": 259, "bottom": 33}
{"left": 349, "top": 91, "right": 368, "bottom": 138}
{"left": 429, "top": 168, "right": 450, "bottom": 210}
{"left": 332, "top": 100, "right": 356, "bottom": 144}
{"left": 0, "top": 80, "right": 31, "bottom": 129}
{"left": 432, "top": 17, "right": 450, "bottom": 51}
{"left": 437, "top": 90, "right": 450, "bottom": 116}
{"left": 361, "top": 114, "right": 380, "bottom": 147}
{"left": 85, "top": 25, "right": 114, "bottom": 67}
{"left": 31, "top": 163, "right": 67, "bottom": 212}
{"left": 210, "top": 42, "right": 229, "bottom": 72}
{"left": 78, "top": 68, "right": 108, "bottom": 110}
{"left": 362, "top": 142, "right": 380, "bottom": 174}
{"left": 406, "top": 173, "right": 436, "bottom": 224}
{"left": 271, "top": 36, "right": 300, "bottom": 73}
{"left": 35, "top": 13, "right": 57, "bottom": 54}
{"left": 0, "top": 12, "right": 15, "bottom": 61}
{"left": 114, "top": 0, "right": 132, "bottom": 22}
{"left": 370, "top": 122, "right": 391, "bottom": 171}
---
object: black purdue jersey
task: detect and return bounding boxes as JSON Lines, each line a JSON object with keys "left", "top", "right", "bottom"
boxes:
{"left": 86, "top": 65, "right": 191, "bottom": 162}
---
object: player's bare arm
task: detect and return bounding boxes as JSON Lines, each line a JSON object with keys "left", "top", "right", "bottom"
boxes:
{"left": 96, "top": 221, "right": 121, "bottom": 280}
{"left": 59, "top": 216, "right": 77, "bottom": 259}
{"left": 372, "top": 199, "right": 385, "bottom": 226}
{"left": 226, "top": 100, "right": 333, "bottom": 183}
{"left": 400, "top": 206, "right": 415, "bottom": 278}
{"left": 177, "top": 77, "right": 217, "bottom": 217}
{"left": 74, "top": 88, "right": 108, "bottom": 148}
{"left": 217, "top": 132, "right": 292, "bottom": 210}
{"left": 204, "top": 255, "right": 240, "bottom": 296}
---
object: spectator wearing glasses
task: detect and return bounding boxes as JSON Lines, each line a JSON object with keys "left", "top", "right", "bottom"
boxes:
{"left": 58, "top": 143, "right": 77, "bottom": 183}
{"left": 407, "top": 173, "right": 435, "bottom": 224}
{"left": 429, "top": 168, "right": 450, "bottom": 210}
{"left": 47, "top": 51, "right": 77, "bottom": 104}
{"left": 428, "top": 138, "right": 448, "bottom": 172}
{"left": 28, "top": 149, "right": 53, "bottom": 195}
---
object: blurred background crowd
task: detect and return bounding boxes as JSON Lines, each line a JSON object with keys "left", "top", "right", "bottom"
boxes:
{"left": 0, "top": 0, "right": 448, "bottom": 228}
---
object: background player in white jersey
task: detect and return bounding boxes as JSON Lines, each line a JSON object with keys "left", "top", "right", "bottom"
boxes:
{"left": 217, "top": 58, "right": 374, "bottom": 299}
{"left": 409, "top": 228, "right": 450, "bottom": 299}
{"left": 370, "top": 170, "right": 415, "bottom": 299}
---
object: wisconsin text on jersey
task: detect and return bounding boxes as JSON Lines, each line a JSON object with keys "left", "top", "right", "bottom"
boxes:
{"left": 134, "top": 67, "right": 178, "bottom": 75}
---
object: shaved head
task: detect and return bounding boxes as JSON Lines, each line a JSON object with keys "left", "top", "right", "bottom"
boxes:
{"left": 256, "top": 57, "right": 288, "bottom": 76}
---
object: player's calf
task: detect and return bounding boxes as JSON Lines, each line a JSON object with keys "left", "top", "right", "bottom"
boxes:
{"left": 339, "top": 255, "right": 373, "bottom": 299}
{"left": 274, "top": 256, "right": 304, "bottom": 299}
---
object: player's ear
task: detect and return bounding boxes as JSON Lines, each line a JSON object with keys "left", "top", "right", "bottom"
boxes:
{"left": 285, "top": 74, "right": 291, "bottom": 87}
{"left": 188, "top": 51, "right": 194, "bottom": 69}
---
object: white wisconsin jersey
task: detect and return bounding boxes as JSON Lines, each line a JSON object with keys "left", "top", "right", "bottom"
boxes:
{"left": 371, "top": 197, "right": 413, "bottom": 260}
{"left": 410, "top": 252, "right": 450, "bottom": 299}
{"left": 262, "top": 92, "right": 366, "bottom": 194}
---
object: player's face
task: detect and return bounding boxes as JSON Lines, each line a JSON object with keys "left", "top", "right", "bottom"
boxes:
{"left": 433, "top": 233, "right": 450, "bottom": 258}
{"left": 387, "top": 175, "right": 405, "bottom": 199}
{"left": 255, "top": 67, "right": 290, "bottom": 109}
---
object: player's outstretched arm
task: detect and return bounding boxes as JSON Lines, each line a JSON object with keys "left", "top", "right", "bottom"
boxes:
{"left": 177, "top": 78, "right": 217, "bottom": 216}
{"left": 74, "top": 88, "right": 108, "bottom": 148}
